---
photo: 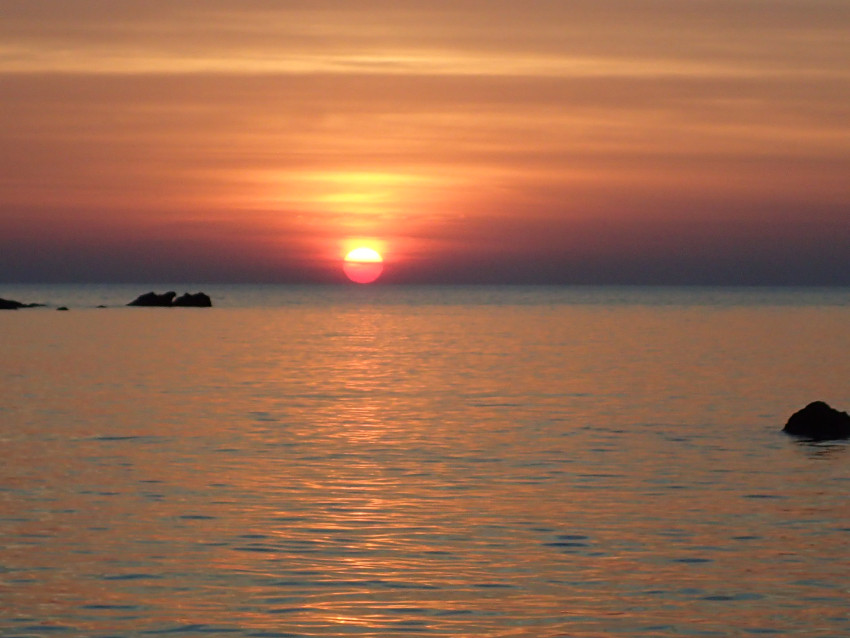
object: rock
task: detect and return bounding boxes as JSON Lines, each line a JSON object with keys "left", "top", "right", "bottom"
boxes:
{"left": 126, "top": 290, "right": 212, "bottom": 307}
{"left": 173, "top": 292, "right": 212, "bottom": 307}
{"left": 127, "top": 291, "right": 177, "bottom": 307}
{"left": 0, "top": 297, "right": 44, "bottom": 309}
{"left": 783, "top": 401, "right": 850, "bottom": 440}
{"left": 57, "top": 306, "right": 69, "bottom": 311}
{"left": 0, "top": 297, "right": 24, "bottom": 310}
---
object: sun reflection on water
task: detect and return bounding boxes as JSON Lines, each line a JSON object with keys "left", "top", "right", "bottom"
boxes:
{"left": 2, "top": 299, "right": 850, "bottom": 635}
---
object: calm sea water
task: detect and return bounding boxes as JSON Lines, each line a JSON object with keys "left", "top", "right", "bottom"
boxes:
{"left": 2, "top": 285, "right": 849, "bottom": 637}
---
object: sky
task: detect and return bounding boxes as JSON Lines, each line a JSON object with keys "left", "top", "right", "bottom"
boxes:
{"left": 1, "top": 0, "right": 848, "bottom": 285}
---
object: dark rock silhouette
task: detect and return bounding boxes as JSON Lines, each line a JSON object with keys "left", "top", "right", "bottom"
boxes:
{"left": 0, "top": 297, "right": 24, "bottom": 310}
{"left": 0, "top": 297, "right": 44, "bottom": 310}
{"left": 173, "top": 292, "right": 212, "bottom": 307}
{"left": 783, "top": 401, "right": 850, "bottom": 440}
{"left": 57, "top": 306, "right": 69, "bottom": 311}
{"left": 127, "top": 291, "right": 177, "bottom": 307}
{"left": 126, "top": 291, "right": 212, "bottom": 307}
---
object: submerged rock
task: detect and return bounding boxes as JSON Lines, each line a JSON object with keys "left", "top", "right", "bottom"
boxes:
{"left": 783, "top": 401, "right": 850, "bottom": 440}
{"left": 127, "top": 291, "right": 177, "bottom": 307}
{"left": 0, "top": 297, "right": 44, "bottom": 310}
{"left": 173, "top": 292, "right": 212, "bottom": 307}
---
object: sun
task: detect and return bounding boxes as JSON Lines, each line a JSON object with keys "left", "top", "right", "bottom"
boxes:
{"left": 343, "top": 247, "right": 384, "bottom": 284}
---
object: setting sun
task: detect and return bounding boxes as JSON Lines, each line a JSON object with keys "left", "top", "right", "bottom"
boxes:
{"left": 343, "top": 247, "right": 384, "bottom": 284}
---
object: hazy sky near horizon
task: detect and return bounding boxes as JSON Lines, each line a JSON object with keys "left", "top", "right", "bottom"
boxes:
{"left": 1, "top": 0, "right": 848, "bottom": 284}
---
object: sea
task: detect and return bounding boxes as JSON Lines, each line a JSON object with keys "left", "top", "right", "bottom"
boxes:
{"left": 2, "top": 284, "right": 849, "bottom": 637}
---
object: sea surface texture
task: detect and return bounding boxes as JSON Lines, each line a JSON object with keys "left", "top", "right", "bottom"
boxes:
{"left": 2, "top": 285, "right": 849, "bottom": 637}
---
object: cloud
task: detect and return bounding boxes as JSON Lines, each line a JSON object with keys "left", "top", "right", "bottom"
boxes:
{"left": 0, "top": 1, "right": 848, "bottom": 283}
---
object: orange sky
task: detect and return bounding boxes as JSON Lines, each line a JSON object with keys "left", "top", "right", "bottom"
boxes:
{"left": 1, "top": 0, "right": 848, "bottom": 283}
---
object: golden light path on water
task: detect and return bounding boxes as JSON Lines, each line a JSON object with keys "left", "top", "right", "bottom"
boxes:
{"left": 1, "top": 288, "right": 850, "bottom": 636}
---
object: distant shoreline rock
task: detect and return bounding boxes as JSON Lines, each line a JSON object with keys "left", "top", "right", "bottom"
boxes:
{"left": 173, "top": 292, "right": 212, "bottom": 307}
{"left": 127, "top": 291, "right": 177, "bottom": 307}
{"left": 783, "top": 401, "right": 850, "bottom": 441}
{"left": 127, "top": 291, "right": 212, "bottom": 307}
{"left": 2, "top": 292, "right": 213, "bottom": 310}
{"left": 0, "top": 297, "right": 45, "bottom": 310}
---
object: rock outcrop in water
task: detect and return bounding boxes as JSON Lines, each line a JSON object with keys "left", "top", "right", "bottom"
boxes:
{"left": 127, "top": 291, "right": 212, "bottom": 307}
{"left": 0, "top": 297, "right": 25, "bottom": 310}
{"left": 173, "top": 292, "right": 212, "bottom": 307}
{"left": 127, "top": 291, "right": 177, "bottom": 307}
{"left": 0, "top": 297, "right": 45, "bottom": 310}
{"left": 783, "top": 401, "right": 850, "bottom": 440}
